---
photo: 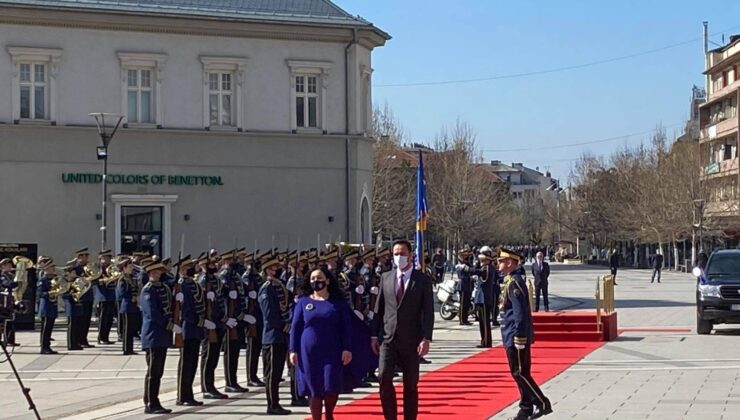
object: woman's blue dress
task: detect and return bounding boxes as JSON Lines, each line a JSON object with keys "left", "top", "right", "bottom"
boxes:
{"left": 290, "top": 296, "right": 353, "bottom": 397}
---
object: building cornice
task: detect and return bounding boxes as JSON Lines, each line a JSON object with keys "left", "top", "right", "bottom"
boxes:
{"left": 0, "top": 5, "right": 389, "bottom": 48}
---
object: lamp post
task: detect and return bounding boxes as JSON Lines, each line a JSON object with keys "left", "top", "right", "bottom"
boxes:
{"left": 90, "top": 113, "right": 123, "bottom": 252}
{"left": 692, "top": 199, "right": 706, "bottom": 263}
{"left": 547, "top": 179, "right": 563, "bottom": 243}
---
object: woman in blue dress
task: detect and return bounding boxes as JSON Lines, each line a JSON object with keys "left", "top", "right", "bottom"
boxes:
{"left": 290, "top": 266, "right": 352, "bottom": 420}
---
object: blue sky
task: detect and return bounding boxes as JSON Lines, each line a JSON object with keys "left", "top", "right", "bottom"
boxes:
{"left": 343, "top": 0, "right": 740, "bottom": 181}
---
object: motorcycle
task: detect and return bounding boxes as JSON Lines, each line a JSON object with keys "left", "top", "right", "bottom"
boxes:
{"left": 436, "top": 276, "right": 477, "bottom": 321}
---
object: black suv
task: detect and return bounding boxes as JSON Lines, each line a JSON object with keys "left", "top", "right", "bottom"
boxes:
{"left": 695, "top": 249, "right": 740, "bottom": 334}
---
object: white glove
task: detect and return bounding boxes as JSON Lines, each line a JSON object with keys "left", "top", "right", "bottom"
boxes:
{"left": 248, "top": 291, "right": 257, "bottom": 299}
{"left": 515, "top": 343, "right": 525, "bottom": 350}
{"left": 175, "top": 292, "right": 184, "bottom": 303}
{"left": 244, "top": 314, "right": 257, "bottom": 324}
{"left": 203, "top": 319, "right": 216, "bottom": 330}
{"left": 355, "top": 285, "right": 365, "bottom": 294}
{"left": 206, "top": 291, "right": 215, "bottom": 301}
{"left": 370, "top": 286, "right": 379, "bottom": 295}
{"left": 229, "top": 290, "right": 238, "bottom": 300}
{"left": 455, "top": 263, "right": 465, "bottom": 271}
{"left": 366, "top": 311, "right": 374, "bottom": 320}
{"left": 172, "top": 324, "right": 182, "bottom": 334}
{"left": 353, "top": 309, "right": 364, "bottom": 320}
{"left": 226, "top": 318, "right": 238, "bottom": 328}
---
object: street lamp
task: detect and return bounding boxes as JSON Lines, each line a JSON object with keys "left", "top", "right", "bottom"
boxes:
{"left": 546, "top": 179, "right": 564, "bottom": 243}
{"left": 89, "top": 113, "right": 124, "bottom": 252}
{"left": 693, "top": 199, "right": 706, "bottom": 261}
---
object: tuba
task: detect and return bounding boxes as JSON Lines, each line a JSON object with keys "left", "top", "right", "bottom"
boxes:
{"left": 12, "top": 256, "right": 33, "bottom": 303}
{"left": 70, "top": 263, "right": 99, "bottom": 302}
{"left": 49, "top": 269, "right": 71, "bottom": 301}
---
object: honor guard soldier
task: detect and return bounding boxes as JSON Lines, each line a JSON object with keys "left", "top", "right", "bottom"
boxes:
{"left": 160, "top": 258, "right": 177, "bottom": 289}
{"left": 0, "top": 258, "right": 18, "bottom": 346}
{"left": 470, "top": 249, "right": 496, "bottom": 348}
{"left": 234, "top": 248, "right": 248, "bottom": 277}
{"left": 72, "top": 248, "right": 95, "bottom": 348}
{"left": 174, "top": 255, "right": 213, "bottom": 407}
{"left": 61, "top": 260, "right": 84, "bottom": 351}
{"left": 498, "top": 248, "right": 552, "bottom": 420}
{"left": 96, "top": 250, "right": 117, "bottom": 345}
{"left": 242, "top": 251, "right": 265, "bottom": 387}
{"left": 117, "top": 257, "right": 140, "bottom": 355}
{"left": 37, "top": 257, "right": 58, "bottom": 354}
{"left": 455, "top": 247, "right": 474, "bottom": 325}
{"left": 258, "top": 256, "right": 293, "bottom": 415}
{"left": 140, "top": 260, "right": 176, "bottom": 414}
{"left": 219, "top": 250, "right": 249, "bottom": 393}
{"left": 198, "top": 253, "right": 229, "bottom": 400}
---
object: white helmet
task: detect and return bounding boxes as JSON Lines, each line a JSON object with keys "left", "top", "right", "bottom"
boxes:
{"left": 480, "top": 245, "right": 493, "bottom": 255}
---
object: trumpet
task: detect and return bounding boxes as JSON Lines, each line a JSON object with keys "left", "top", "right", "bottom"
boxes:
{"left": 12, "top": 256, "right": 33, "bottom": 303}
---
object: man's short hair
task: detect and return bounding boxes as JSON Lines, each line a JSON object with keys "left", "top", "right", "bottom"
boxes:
{"left": 392, "top": 239, "right": 413, "bottom": 253}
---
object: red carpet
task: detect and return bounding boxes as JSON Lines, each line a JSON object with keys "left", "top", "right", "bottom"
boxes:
{"left": 327, "top": 341, "right": 604, "bottom": 420}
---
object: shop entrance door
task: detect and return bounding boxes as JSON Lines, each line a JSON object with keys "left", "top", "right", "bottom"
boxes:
{"left": 120, "top": 206, "right": 163, "bottom": 256}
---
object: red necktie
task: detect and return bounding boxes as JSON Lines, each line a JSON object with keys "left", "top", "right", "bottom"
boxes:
{"left": 396, "top": 273, "right": 405, "bottom": 303}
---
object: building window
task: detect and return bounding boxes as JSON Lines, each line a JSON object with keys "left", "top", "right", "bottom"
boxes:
{"left": 200, "top": 56, "right": 247, "bottom": 130}
{"left": 294, "top": 75, "right": 318, "bottom": 128}
{"left": 19, "top": 63, "right": 47, "bottom": 119}
{"left": 126, "top": 69, "right": 153, "bottom": 123}
{"left": 208, "top": 72, "right": 233, "bottom": 126}
{"left": 287, "top": 60, "right": 332, "bottom": 132}
{"left": 8, "top": 47, "right": 62, "bottom": 124}
{"left": 117, "top": 52, "right": 167, "bottom": 127}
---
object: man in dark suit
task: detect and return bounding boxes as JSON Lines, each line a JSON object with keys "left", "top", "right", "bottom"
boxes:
{"left": 371, "top": 240, "right": 434, "bottom": 420}
{"left": 531, "top": 251, "right": 550, "bottom": 312}
{"left": 651, "top": 251, "right": 663, "bottom": 284}
{"left": 455, "top": 247, "right": 473, "bottom": 325}
{"left": 609, "top": 250, "right": 619, "bottom": 285}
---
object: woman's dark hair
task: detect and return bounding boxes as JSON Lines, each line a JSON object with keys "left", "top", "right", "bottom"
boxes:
{"left": 310, "top": 266, "right": 343, "bottom": 301}
{"left": 393, "top": 239, "right": 413, "bottom": 253}
{"left": 296, "top": 275, "right": 312, "bottom": 297}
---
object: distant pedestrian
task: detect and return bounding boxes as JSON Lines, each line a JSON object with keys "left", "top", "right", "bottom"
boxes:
{"left": 651, "top": 251, "right": 663, "bottom": 284}
{"left": 531, "top": 252, "right": 550, "bottom": 312}
{"left": 609, "top": 250, "right": 619, "bottom": 285}
{"left": 432, "top": 249, "right": 446, "bottom": 285}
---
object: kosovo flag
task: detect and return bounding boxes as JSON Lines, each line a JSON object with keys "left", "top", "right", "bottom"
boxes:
{"left": 415, "top": 151, "right": 428, "bottom": 270}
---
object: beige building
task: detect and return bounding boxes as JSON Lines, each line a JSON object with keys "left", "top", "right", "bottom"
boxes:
{"left": 699, "top": 35, "right": 740, "bottom": 236}
{"left": 0, "top": 0, "right": 389, "bottom": 259}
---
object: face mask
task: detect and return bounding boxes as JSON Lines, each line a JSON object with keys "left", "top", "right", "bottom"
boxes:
{"left": 310, "top": 280, "right": 327, "bottom": 292}
{"left": 394, "top": 255, "right": 408, "bottom": 269}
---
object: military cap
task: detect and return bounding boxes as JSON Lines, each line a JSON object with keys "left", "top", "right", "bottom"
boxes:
{"left": 478, "top": 250, "right": 495, "bottom": 261}
{"left": 37, "top": 255, "right": 52, "bottom": 265}
{"left": 220, "top": 249, "right": 237, "bottom": 260}
{"left": 133, "top": 251, "right": 149, "bottom": 257}
{"left": 140, "top": 257, "right": 154, "bottom": 267}
{"left": 497, "top": 247, "right": 522, "bottom": 262}
{"left": 1, "top": 257, "right": 14, "bottom": 266}
{"left": 161, "top": 257, "right": 171, "bottom": 266}
{"left": 197, "top": 252, "right": 211, "bottom": 264}
{"left": 361, "top": 248, "right": 376, "bottom": 260}
{"left": 38, "top": 258, "right": 55, "bottom": 270}
{"left": 62, "top": 260, "right": 77, "bottom": 272}
{"left": 175, "top": 254, "right": 194, "bottom": 268}
{"left": 74, "top": 248, "right": 90, "bottom": 257}
{"left": 319, "top": 249, "right": 338, "bottom": 262}
{"left": 236, "top": 248, "right": 247, "bottom": 257}
{"left": 116, "top": 256, "right": 132, "bottom": 267}
{"left": 344, "top": 250, "right": 360, "bottom": 260}
{"left": 262, "top": 257, "right": 282, "bottom": 270}
{"left": 458, "top": 246, "right": 473, "bottom": 256}
{"left": 98, "top": 249, "right": 112, "bottom": 258}
{"left": 143, "top": 261, "right": 166, "bottom": 273}
{"left": 377, "top": 247, "right": 391, "bottom": 258}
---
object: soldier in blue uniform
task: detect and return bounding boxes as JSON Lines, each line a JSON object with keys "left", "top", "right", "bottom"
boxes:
{"left": 498, "top": 248, "right": 552, "bottom": 420}
{"left": 140, "top": 261, "right": 176, "bottom": 414}
{"left": 455, "top": 247, "right": 474, "bottom": 326}
{"left": 242, "top": 252, "right": 265, "bottom": 387}
{"left": 116, "top": 257, "right": 140, "bottom": 355}
{"left": 0, "top": 258, "right": 18, "bottom": 346}
{"left": 198, "top": 253, "right": 229, "bottom": 399}
{"left": 470, "top": 250, "right": 496, "bottom": 348}
{"left": 95, "top": 250, "right": 117, "bottom": 345}
{"left": 258, "top": 256, "right": 293, "bottom": 416}
{"left": 61, "top": 260, "right": 84, "bottom": 351}
{"left": 219, "top": 250, "right": 249, "bottom": 393}
{"left": 72, "top": 248, "right": 95, "bottom": 348}
{"left": 37, "top": 257, "right": 58, "bottom": 354}
{"left": 174, "top": 255, "right": 213, "bottom": 406}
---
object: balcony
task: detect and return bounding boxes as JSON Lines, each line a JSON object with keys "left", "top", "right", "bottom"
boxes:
{"left": 702, "top": 157, "right": 740, "bottom": 180}
{"left": 700, "top": 117, "right": 738, "bottom": 143}
{"left": 706, "top": 200, "right": 740, "bottom": 217}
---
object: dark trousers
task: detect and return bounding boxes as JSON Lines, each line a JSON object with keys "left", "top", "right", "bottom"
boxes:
{"left": 121, "top": 312, "right": 139, "bottom": 354}
{"left": 288, "top": 358, "right": 300, "bottom": 401}
{"left": 246, "top": 334, "right": 263, "bottom": 382}
{"left": 459, "top": 289, "right": 472, "bottom": 324}
{"left": 651, "top": 268, "right": 662, "bottom": 283}
{"left": 200, "top": 328, "right": 225, "bottom": 393}
{"left": 97, "top": 301, "right": 115, "bottom": 342}
{"left": 534, "top": 282, "right": 549, "bottom": 312}
{"left": 2, "top": 319, "right": 15, "bottom": 345}
{"left": 223, "top": 327, "right": 243, "bottom": 387}
{"left": 144, "top": 346, "right": 168, "bottom": 408}
{"left": 80, "top": 300, "right": 93, "bottom": 344}
{"left": 40, "top": 317, "right": 55, "bottom": 350}
{"left": 178, "top": 339, "right": 200, "bottom": 402}
{"left": 263, "top": 343, "right": 287, "bottom": 409}
{"left": 476, "top": 304, "right": 492, "bottom": 347}
{"left": 67, "top": 316, "right": 82, "bottom": 349}
{"left": 505, "top": 345, "right": 550, "bottom": 417}
{"left": 379, "top": 340, "right": 420, "bottom": 420}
